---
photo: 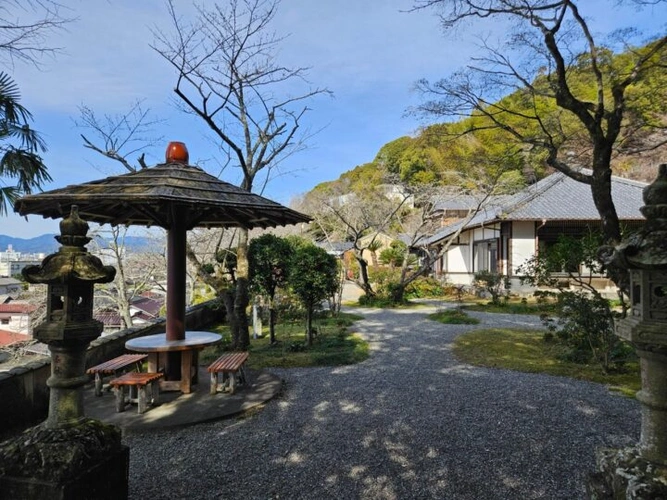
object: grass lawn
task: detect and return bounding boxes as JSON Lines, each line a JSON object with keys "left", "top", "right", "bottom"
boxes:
{"left": 200, "top": 312, "right": 369, "bottom": 369}
{"left": 458, "top": 298, "right": 557, "bottom": 315}
{"left": 354, "top": 299, "right": 432, "bottom": 309}
{"left": 452, "top": 328, "right": 640, "bottom": 397}
{"left": 428, "top": 308, "right": 480, "bottom": 325}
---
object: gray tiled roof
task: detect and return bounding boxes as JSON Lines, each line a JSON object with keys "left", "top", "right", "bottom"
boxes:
{"left": 433, "top": 195, "right": 485, "bottom": 211}
{"left": 316, "top": 241, "right": 355, "bottom": 255}
{"left": 497, "top": 171, "right": 645, "bottom": 220}
{"left": 425, "top": 171, "right": 646, "bottom": 245}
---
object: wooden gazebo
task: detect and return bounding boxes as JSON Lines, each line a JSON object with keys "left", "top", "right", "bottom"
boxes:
{"left": 15, "top": 142, "right": 310, "bottom": 349}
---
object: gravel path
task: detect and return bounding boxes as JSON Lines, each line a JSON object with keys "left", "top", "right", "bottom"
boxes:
{"left": 126, "top": 304, "right": 639, "bottom": 499}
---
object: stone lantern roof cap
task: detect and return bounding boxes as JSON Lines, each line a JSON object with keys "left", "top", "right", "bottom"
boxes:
{"left": 608, "top": 164, "right": 667, "bottom": 270}
{"left": 22, "top": 206, "right": 116, "bottom": 285}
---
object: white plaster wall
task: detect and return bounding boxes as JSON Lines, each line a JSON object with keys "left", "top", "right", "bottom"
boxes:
{"left": 511, "top": 221, "right": 536, "bottom": 274}
{"left": 444, "top": 272, "right": 475, "bottom": 285}
{"left": 445, "top": 244, "right": 469, "bottom": 274}
{"left": 441, "top": 232, "right": 473, "bottom": 285}
{"left": 4, "top": 314, "right": 31, "bottom": 334}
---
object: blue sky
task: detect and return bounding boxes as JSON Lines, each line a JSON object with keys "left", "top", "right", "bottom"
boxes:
{"left": 5, "top": 0, "right": 666, "bottom": 237}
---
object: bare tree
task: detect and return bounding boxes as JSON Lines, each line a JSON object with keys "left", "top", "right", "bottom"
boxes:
{"left": 75, "top": 103, "right": 168, "bottom": 327}
{"left": 413, "top": 0, "right": 667, "bottom": 258}
{"left": 0, "top": 0, "right": 71, "bottom": 68}
{"left": 300, "top": 183, "right": 412, "bottom": 297}
{"left": 76, "top": 100, "right": 164, "bottom": 173}
{"left": 152, "top": 0, "right": 330, "bottom": 349}
{"left": 389, "top": 183, "right": 500, "bottom": 303}
{"left": 91, "top": 226, "right": 165, "bottom": 330}
{"left": 184, "top": 227, "right": 240, "bottom": 334}
{"left": 0, "top": 1, "right": 72, "bottom": 213}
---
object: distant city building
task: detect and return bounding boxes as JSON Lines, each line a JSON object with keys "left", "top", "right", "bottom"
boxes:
{"left": 0, "top": 245, "right": 45, "bottom": 277}
{"left": 95, "top": 295, "right": 164, "bottom": 333}
{"left": 0, "top": 277, "right": 23, "bottom": 298}
{"left": 0, "top": 302, "right": 38, "bottom": 335}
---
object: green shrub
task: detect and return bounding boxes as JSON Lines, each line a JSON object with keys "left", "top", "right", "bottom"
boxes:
{"left": 287, "top": 342, "right": 306, "bottom": 352}
{"left": 473, "top": 271, "right": 510, "bottom": 305}
{"left": 358, "top": 293, "right": 396, "bottom": 308}
{"left": 541, "top": 290, "right": 632, "bottom": 372}
{"left": 428, "top": 308, "right": 480, "bottom": 325}
{"left": 405, "top": 276, "right": 445, "bottom": 299}
{"left": 368, "top": 267, "right": 400, "bottom": 288}
{"left": 274, "top": 289, "right": 304, "bottom": 321}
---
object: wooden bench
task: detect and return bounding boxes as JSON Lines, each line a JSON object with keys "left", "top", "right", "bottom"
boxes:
{"left": 207, "top": 352, "right": 249, "bottom": 395}
{"left": 108, "top": 372, "right": 164, "bottom": 414}
{"left": 87, "top": 354, "right": 149, "bottom": 396}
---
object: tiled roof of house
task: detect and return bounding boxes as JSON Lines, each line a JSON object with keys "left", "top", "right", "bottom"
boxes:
{"left": 432, "top": 194, "right": 513, "bottom": 212}
{"left": 0, "top": 329, "right": 30, "bottom": 346}
{"left": 130, "top": 297, "right": 162, "bottom": 318}
{"left": 496, "top": 171, "right": 645, "bottom": 220}
{"left": 94, "top": 311, "right": 122, "bottom": 327}
{"left": 0, "top": 278, "right": 22, "bottom": 286}
{"left": 132, "top": 311, "right": 156, "bottom": 323}
{"left": 425, "top": 171, "right": 646, "bottom": 245}
{"left": 0, "top": 303, "right": 37, "bottom": 314}
{"left": 316, "top": 241, "right": 355, "bottom": 255}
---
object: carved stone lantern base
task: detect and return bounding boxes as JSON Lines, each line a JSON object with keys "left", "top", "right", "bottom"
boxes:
{"left": 590, "top": 164, "right": 667, "bottom": 498}
{"left": 588, "top": 447, "right": 667, "bottom": 499}
{"left": 0, "top": 206, "right": 126, "bottom": 499}
{"left": 0, "top": 418, "right": 129, "bottom": 500}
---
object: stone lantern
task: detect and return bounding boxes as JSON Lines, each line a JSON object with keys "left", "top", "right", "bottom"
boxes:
{"left": 25, "top": 205, "right": 117, "bottom": 427}
{"left": 589, "top": 164, "right": 667, "bottom": 498}
{"left": 0, "top": 206, "right": 129, "bottom": 499}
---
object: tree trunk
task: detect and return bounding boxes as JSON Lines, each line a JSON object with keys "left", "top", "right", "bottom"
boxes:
{"left": 235, "top": 228, "right": 250, "bottom": 351}
{"left": 391, "top": 283, "right": 406, "bottom": 304}
{"left": 306, "top": 305, "right": 313, "bottom": 346}
{"left": 370, "top": 250, "right": 379, "bottom": 269}
{"left": 590, "top": 153, "right": 622, "bottom": 245}
{"left": 115, "top": 267, "right": 134, "bottom": 329}
{"left": 221, "top": 289, "right": 238, "bottom": 349}
{"left": 269, "top": 296, "right": 277, "bottom": 344}
{"left": 590, "top": 147, "right": 628, "bottom": 292}
{"left": 355, "top": 254, "right": 374, "bottom": 296}
{"left": 110, "top": 228, "right": 134, "bottom": 329}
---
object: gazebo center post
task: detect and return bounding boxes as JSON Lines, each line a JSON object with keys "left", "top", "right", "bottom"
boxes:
{"left": 163, "top": 141, "right": 189, "bottom": 381}
{"left": 165, "top": 206, "right": 188, "bottom": 380}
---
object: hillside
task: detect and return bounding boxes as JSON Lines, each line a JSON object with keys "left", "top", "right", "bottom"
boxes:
{"left": 306, "top": 41, "right": 666, "bottom": 197}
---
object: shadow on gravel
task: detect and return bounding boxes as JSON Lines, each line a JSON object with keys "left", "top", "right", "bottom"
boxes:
{"left": 126, "top": 306, "right": 640, "bottom": 500}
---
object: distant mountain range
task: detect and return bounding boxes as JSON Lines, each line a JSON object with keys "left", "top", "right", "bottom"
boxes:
{"left": 0, "top": 234, "right": 156, "bottom": 254}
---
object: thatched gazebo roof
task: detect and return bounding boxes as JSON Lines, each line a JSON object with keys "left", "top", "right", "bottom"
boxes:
{"left": 14, "top": 162, "right": 310, "bottom": 229}
{"left": 14, "top": 143, "right": 311, "bottom": 347}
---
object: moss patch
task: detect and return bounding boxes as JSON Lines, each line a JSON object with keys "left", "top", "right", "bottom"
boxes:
{"left": 0, "top": 419, "right": 122, "bottom": 481}
{"left": 200, "top": 312, "right": 369, "bottom": 369}
{"left": 452, "top": 328, "right": 640, "bottom": 395}
{"left": 428, "top": 309, "right": 480, "bottom": 325}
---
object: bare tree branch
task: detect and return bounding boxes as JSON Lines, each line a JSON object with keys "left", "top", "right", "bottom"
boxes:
{"left": 76, "top": 101, "right": 165, "bottom": 173}
{"left": 411, "top": 0, "right": 667, "bottom": 252}
{"left": 0, "top": 1, "right": 73, "bottom": 68}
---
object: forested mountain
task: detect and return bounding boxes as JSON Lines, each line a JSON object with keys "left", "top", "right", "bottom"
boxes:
{"left": 308, "top": 41, "right": 666, "bottom": 198}
{"left": 0, "top": 234, "right": 155, "bottom": 253}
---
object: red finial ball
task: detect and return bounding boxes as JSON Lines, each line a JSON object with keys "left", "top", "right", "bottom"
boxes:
{"left": 166, "top": 141, "right": 189, "bottom": 164}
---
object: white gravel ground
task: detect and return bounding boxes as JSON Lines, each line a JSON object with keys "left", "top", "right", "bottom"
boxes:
{"left": 125, "top": 303, "right": 639, "bottom": 499}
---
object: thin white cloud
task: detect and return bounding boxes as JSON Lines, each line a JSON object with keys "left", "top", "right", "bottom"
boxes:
{"left": 12, "top": 0, "right": 173, "bottom": 113}
{"left": 2, "top": 0, "right": 665, "bottom": 239}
